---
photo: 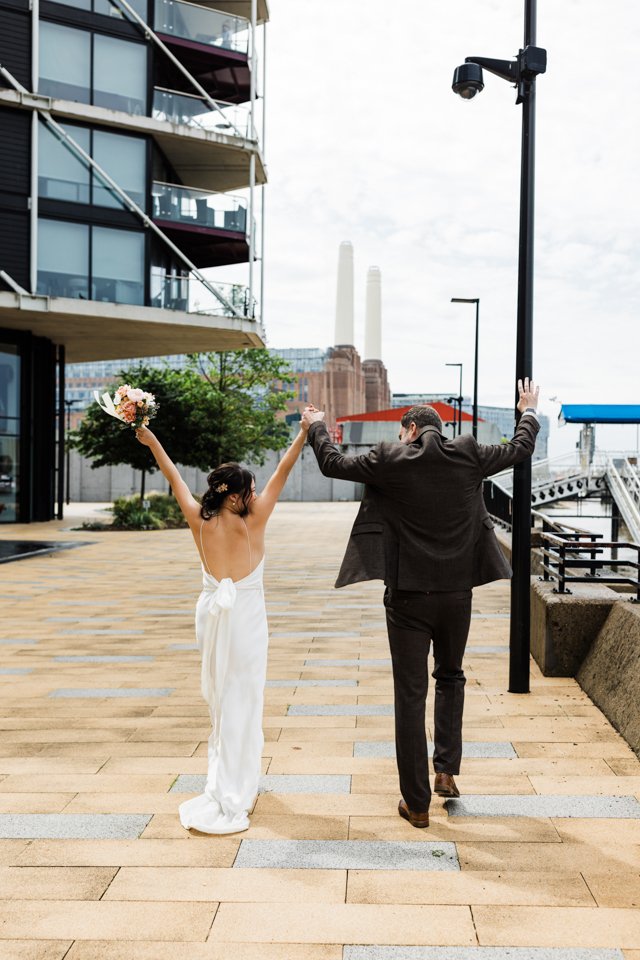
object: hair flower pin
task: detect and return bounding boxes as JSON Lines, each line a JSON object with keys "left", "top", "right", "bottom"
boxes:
{"left": 215, "top": 483, "right": 229, "bottom": 493}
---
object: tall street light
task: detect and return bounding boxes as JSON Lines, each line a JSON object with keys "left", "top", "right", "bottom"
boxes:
{"left": 446, "top": 362, "right": 463, "bottom": 437}
{"left": 451, "top": 297, "right": 479, "bottom": 440}
{"left": 451, "top": 0, "right": 546, "bottom": 695}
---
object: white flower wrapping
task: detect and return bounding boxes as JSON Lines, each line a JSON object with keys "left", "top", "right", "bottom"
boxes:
{"left": 94, "top": 385, "right": 158, "bottom": 429}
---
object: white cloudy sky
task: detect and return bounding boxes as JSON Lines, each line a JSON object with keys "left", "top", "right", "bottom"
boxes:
{"left": 247, "top": 0, "right": 640, "bottom": 455}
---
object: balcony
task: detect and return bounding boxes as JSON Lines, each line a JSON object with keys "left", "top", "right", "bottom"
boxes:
{"left": 152, "top": 88, "right": 255, "bottom": 139}
{"left": 150, "top": 270, "right": 256, "bottom": 318}
{"left": 152, "top": 181, "right": 250, "bottom": 267}
{"left": 154, "top": 0, "right": 252, "bottom": 103}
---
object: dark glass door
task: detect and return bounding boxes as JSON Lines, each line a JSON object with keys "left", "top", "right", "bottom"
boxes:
{"left": 0, "top": 344, "right": 20, "bottom": 522}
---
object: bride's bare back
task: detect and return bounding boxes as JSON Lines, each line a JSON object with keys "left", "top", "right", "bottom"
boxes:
{"left": 135, "top": 421, "right": 309, "bottom": 571}
{"left": 195, "top": 509, "right": 265, "bottom": 583}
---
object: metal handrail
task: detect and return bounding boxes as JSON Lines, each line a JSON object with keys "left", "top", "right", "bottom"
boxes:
{"left": 539, "top": 530, "right": 639, "bottom": 602}
{"left": 604, "top": 455, "right": 640, "bottom": 544}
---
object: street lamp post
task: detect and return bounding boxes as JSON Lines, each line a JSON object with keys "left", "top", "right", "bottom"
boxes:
{"left": 451, "top": 298, "right": 479, "bottom": 440}
{"left": 446, "top": 362, "right": 463, "bottom": 437}
{"left": 451, "top": 0, "right": 546, "bottom": 694}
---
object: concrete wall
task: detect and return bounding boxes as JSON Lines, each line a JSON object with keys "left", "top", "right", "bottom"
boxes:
{"left": 578, "top": 601, "right": 640, "bottom": 757}
{"left": 530, "top": 579, "right": 619, "bottom": 677}
{"left": 69, "top": 446, "right": 361, "bottom": 503}
{"left": 530, "top": 577, "right": 640, "bottom": 756}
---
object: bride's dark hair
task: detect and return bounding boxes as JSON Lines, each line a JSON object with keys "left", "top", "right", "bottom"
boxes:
{"left": 200, "top": 462, "right": 255, "bottom": 520}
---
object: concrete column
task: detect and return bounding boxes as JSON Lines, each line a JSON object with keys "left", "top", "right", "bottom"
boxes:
{"left": 364, "top": 266, "right": 382, "bottom": 360}
{"left": 334, "top": 241, "right": 354, "bottom": 346}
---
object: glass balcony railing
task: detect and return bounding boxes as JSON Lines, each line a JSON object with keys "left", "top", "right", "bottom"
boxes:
{"left": 154, "top": 0, "right": 249, "bottom": 55}
{"left": 150, "top": 269, "right": 256, "bottom": 318}
{"left": 152, "top": 181, "right": 247, "bottom": 233}
{"left": 152, "top": 88, "right": 255, "bottom": 139}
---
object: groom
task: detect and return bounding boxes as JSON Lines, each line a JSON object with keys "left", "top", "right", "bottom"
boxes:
{"left": 302, "top": 378, "right": 540, "bottom": 828}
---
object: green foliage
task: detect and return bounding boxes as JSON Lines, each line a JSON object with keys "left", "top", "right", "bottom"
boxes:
{"left": 69, "top": 362, "right": 212, "bottom": 474}
{"left": 187, "top": 349, "right": 295, "bottom": 467}
{"left": 111, "top": 493, "right": 188, "bottom": 530}
{"left": 69, "top": 351, "right": 296, "bottom": 496}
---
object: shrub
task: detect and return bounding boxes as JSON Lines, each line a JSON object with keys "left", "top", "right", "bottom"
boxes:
{"left": 111, "top": 492, "right": 188, "bottom": 530}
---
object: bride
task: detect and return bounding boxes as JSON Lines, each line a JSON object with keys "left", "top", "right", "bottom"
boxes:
{"left": 136, "top": 417, "right": 310, "bottom": 834}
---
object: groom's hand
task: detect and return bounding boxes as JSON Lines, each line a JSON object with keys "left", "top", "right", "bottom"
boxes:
{"left": 516, "top": 377, "right": 540, "bottom": 413}
{"left": 302, "top": 405, "right": 326, "bottom": 429}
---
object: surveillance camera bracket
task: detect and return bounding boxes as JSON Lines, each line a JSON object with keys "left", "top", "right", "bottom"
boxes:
{"left": 465, "top": 45, "right": 547, "bottom": 103}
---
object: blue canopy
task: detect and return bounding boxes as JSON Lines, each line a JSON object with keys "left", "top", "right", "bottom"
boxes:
{"left": 559, "top": 404, "right": 640, "bottom": 425}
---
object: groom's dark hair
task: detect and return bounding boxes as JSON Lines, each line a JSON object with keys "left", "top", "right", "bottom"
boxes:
{"left": 401, "top": 405, "right": 443, "bottom": 432}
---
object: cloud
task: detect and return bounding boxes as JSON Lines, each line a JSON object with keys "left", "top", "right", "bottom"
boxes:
{"left": 258, "top": 0, "right": 639, "bottom": 453}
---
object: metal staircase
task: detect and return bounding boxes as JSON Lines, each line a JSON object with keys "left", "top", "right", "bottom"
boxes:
{"left": 490, "top": 450, "right": 640, "bottom": 544}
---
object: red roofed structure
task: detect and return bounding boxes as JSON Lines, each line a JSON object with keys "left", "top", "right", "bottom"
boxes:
{"left": 337, "top": 403, "right": 479, "bottom": 424}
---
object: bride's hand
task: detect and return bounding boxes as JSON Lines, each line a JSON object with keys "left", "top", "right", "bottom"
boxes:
{"left": 135, "top": 426, "right": 156, "bottom": 446}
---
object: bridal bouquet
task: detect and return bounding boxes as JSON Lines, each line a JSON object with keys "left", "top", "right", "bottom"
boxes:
{"left": 94, "top": 384, "right": 158, "bottom": 429}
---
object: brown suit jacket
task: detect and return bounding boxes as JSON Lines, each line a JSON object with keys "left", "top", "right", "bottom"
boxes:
{"left": 307, "top": 414, "right": 540, "bottom": 591}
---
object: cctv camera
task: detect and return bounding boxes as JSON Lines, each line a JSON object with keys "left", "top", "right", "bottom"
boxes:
{"left": 452, "top": 63, "right": 484, "bottom": 99}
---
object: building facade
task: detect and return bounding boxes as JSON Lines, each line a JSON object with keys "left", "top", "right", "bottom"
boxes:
{"left": 0, "top": 0, "right": 267, "bottom": 522}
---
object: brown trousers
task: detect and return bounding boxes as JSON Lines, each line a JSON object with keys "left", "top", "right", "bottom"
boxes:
{"left": 383, "top": 587, "right": 472, "bottom": 813}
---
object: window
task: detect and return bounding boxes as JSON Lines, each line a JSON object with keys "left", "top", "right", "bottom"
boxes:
{"left": 39, "top": 123, "right": 146, "bottom": 210}
{"left": 39, "top": 22, "right": 148, "bottom": 114}
{"left": 93, "top": 131, "right": 146, "bottom": 208}
{"left": 38, "top": 220, "right": 90, "bottom": 299}
{"left": 94, "top": 0, "right": 147, "bottom": 16}
{"left": 94, "top": 34, "right": 147, "bottom": 114}
{"left": 37, "top": 219, "right": 145, "bottom": 306}
{"left": 38, "top": 124, "right": 91, "bottom": 203}
{"left": 39, "top": 22, "right": 91, "bottom": 103}
{"left": 53, "top": 0, "right": 148, "bottom": 17}
{"left": 92, "top": 226, "right": 145, "bottom": 305}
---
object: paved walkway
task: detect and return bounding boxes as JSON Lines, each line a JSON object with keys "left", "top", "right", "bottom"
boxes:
{"left": 0, "top": 502, "right": 639, "bottom": 960}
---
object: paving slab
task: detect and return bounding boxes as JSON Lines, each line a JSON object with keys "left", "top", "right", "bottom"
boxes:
{"left": 305, "top": 659, "right": 391, "bottom": 667}
{"left": 234, "top": 840, "right": 459, "bottom": 870}
{"left": 344, "top": 950, "right": 623, "bottom": 960}
{"left": 265, "top": 680, "right": 358, "bottom": 687}
{"left": 50, "top": 689, "right": 174, "bottom": 698}
{"left": 53, "top": 656, "right": 155, "bottom": 663}
{"left": 354, "top": 741, "right": 516, "bottom": 758}
{"left": 288, "top": 706, "right": 394, "bottom": 716}
{"left": 171, "top": 774, "right": 352, "bottom": 794}
{"left": 446, "top": 795, "right": 640, "bottom": 818}
{"left": 0, "top": 814, "right": 151, "bottom": 839}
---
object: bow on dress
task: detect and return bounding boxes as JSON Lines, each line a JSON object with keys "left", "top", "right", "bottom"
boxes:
{"left": 199, "top": 577, "right": 237, "bottom": 738}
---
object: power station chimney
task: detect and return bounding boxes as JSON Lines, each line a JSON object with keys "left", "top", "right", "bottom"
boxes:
{"left": 334, "top": 241, "right": 354, "bottom": 346}
{"left": 364, "top": 266, "right": 382, "bottom": 361}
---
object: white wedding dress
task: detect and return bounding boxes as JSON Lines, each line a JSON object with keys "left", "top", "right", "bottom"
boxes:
{"left": 179, "top": 518, "right": 268, "bottom": 835}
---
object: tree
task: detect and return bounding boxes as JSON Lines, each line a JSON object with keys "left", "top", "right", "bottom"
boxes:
{"left": 187, "top": 349, "right": 295, "bottom": 467}
{"left": 69, "top": 362, "right": 212, "bottom": 498}
{"left": 69, "top": 352, "right": 296, "bottom": 498}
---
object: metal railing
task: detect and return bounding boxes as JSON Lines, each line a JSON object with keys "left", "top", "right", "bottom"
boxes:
{"left": 604, "top": 455, "right": 640, "bottom": 544}
{"left": 150, "top": 270, "right": 255, "bottom": 317}
{"left": 152, "top": 87, "right": 255, "bottom": 138}
{"left": 539, "top": 528, "right": 639, "bottom": 602}
{"left": 152, "top": 181, "right": 247, "bottom": 232}
{"left": 154, "top": 0, "right": 249, "bottom": 54}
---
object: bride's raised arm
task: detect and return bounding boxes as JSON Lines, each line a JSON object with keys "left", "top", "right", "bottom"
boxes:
{"left": 135, "top": 426, "right": 201, "bottom": 525}
{"left": 251, "top": 417, "right": 311, "bottom": 522}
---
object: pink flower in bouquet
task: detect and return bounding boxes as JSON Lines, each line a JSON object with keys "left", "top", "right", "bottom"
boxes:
{"left": 120, "top": 401, "right": 138, "bottom": 422}
{"left": 127, "top": 388, "right": 145, "bottom": 402}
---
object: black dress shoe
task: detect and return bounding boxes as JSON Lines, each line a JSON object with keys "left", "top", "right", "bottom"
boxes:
{"left": 434, "top": 773, "right": 460, "bottom": 797}
{"left": 398, "top": 799, "right": 429, "bottom": 828}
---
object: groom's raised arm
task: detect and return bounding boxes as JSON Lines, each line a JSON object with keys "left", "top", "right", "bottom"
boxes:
{"left": 306, "top": 421, "right": 384, "bottom": 483}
